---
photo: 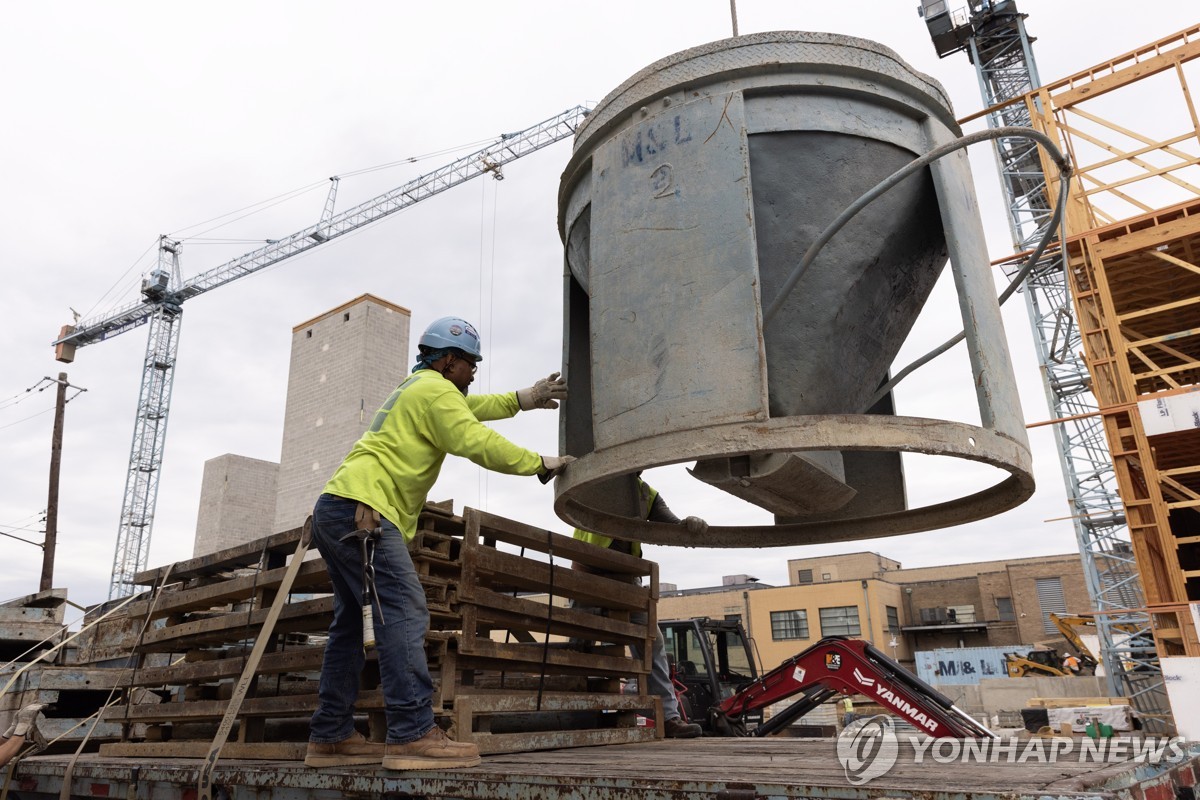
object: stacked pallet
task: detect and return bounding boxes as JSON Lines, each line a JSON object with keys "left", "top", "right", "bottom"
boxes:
{"left": 0, "top": 589, "right": 143, "bottom": 749}
{"left": 76, "top": 504, "right": 659, "bottom": 758}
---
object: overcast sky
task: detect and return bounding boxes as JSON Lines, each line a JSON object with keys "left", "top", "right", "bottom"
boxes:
{"left": 2, "top": 2, "right": 1195, "bottom": 610}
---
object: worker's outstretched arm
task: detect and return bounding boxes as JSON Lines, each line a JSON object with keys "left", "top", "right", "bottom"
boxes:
{"left": 426, "top": 392, "right": 546, "bottom": 476}
{"left": 649, "top": 493, "right": 708, "bottom": 535}
{"left": 466, "top": 372, "right": 568, "bottom": 421}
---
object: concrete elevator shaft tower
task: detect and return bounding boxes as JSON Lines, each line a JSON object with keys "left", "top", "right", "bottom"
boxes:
{"left": 555, "top": 32, "right": 1034, "bottom": 546}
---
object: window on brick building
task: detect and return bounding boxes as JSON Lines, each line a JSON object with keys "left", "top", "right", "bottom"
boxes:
{"left": 1035, "top": 577, "right": 1067, "bottom": 634}
{"left": 996, "top": 596, "right": 1015, "bottom": 621}
{"left": 820, "top": 606, "right": 861, "bottom": 636}
{"left": 796, "top": 569, "right": 813, "bottom": 584}
{"left": 770, "top": 610, "right": 809, "bottom": 640}
{"left": 886, "top": 605, "right": 900, "bottom": 633}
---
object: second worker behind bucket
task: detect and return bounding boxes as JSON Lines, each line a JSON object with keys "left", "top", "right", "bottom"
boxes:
{"left": 305, "top": 315, "right": 574, "bottom": 770}
{"left": 571, "top": 475, "right": 706, "bottom": 739}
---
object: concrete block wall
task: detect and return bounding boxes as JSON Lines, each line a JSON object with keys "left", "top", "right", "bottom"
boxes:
{"left": 193, "top": 454, "right": 279, "bottom": 557}
{"left": 272, "top": 295, "right": 410, "bottom": 533}
{"left": 933, "top": 675, "right": 1107, "bottom": 722}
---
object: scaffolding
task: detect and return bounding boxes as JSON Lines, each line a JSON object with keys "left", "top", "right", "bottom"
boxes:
{"left": 920, "top": 2, "right": 1200, "bottom": 732}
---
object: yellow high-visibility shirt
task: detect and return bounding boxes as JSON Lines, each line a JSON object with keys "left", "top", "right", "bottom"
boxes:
{"left": 572, "top": 480, "right": 659, "bottom": 558}
{"left": 323, "top": 369, "right": 542, "bottom": 540}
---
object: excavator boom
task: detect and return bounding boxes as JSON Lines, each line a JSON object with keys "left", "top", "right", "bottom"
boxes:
{"left": 717, "top": 636, "right": 994, "bottom": 738}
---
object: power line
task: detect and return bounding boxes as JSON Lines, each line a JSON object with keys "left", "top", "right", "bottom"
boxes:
{"left": 0, "top": 377, "right": 55, "bottom": 411}
{"left": 0, "top": 384, "right": 86, "bottom": 431}
{"left": 0, "top": 514, "right": 46, "bottom": 535}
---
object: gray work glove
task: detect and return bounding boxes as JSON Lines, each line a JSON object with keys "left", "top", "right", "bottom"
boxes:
{"left": 540, "top": 454, "right": 577, "bottom": 480}
{"left": 3, "top": 702, "right": 45, "bottom": 739}
{"left": 517, "top": 372, "right": 568, "bottom": 411}
{"left": 681, "top": 516, "right": 708, "bottom": 536}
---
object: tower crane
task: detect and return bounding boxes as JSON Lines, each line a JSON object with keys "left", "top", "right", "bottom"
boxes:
{"left": 916, "top": 1, "right": 1168, "bottom": 730}
{"left": 52, "top": 105, "right": 590, "bottom": 600}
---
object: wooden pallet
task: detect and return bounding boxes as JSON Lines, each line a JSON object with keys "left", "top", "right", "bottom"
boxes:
{"left": 87, "top": 503, "right": 659, "bottom": 758}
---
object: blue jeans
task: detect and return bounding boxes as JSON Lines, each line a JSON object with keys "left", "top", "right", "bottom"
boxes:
{"left": 570, "top": 600, "right": 680, "bottom": 720}
{"left": 308, "top": 493, "right": 435, "bottom": 745}
{"left": 633, "top": 609, "right": 682, "bottom": 721}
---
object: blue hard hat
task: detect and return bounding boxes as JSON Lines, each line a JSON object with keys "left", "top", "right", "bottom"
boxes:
{"left": 419, "top": 317, "right": 483, "bottom": 361}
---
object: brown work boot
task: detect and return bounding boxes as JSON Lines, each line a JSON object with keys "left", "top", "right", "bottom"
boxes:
{"left": 304, "top": 731, "right": 385, "bottom": 767}
{"left": 664, "top": 717, "right": 703, "bottom": 739}
{"left": 382, "top": 725, "right": 481, "bottom": 770}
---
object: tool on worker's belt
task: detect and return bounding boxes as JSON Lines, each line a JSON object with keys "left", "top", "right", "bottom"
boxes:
{"left": 341, "top": 503, "right": 384, "bottom": 650}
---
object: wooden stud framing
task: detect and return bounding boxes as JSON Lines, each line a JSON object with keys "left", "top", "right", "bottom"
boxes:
{"left": 1009, "top": 25, "right": 1200, "bottom": 657}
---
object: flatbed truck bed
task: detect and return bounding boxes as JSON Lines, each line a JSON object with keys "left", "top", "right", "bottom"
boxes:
{"left": 8, "top": 738, "right": 1198, "bottom": 800}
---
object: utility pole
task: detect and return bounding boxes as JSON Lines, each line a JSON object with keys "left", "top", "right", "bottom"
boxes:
{"left": 41, "top": 372, "right": 69, "bottom": 592}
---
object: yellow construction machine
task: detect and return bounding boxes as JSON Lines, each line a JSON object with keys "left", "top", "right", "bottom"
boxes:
{"left": 1004, "top": 648, "right": 1070, "bottom": 677}
{"left": 1004, "top": 614, "right": 1105, "bottom": 677}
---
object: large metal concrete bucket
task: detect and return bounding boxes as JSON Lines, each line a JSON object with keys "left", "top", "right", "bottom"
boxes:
{"left": 555, "top": 32, "right": 1034, "bottom": 547}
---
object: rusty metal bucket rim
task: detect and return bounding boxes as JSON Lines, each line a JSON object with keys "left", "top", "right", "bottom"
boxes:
{"left": 553, "top": 414, "right": 1035, "bottom": 548}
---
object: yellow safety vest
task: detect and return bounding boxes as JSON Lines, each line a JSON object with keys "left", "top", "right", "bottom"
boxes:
{"left": 324, "top": 369, "right": 542, "bottom": 540}
{"left": 572, "top": 479, "right": 657, "bottom": 558}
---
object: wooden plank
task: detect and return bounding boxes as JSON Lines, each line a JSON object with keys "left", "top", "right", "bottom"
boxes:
{"left": 1027, "top": 696, "right": 1131, "bottom": 707}
{"left": 134, "top": 528, "right": 305, "bottom": 586}
{"left": 462, "top": 547, "right": 651, "bottom": 611}
{"left": 1090, "top": 210, "right": 1200, "bottom": 259}
{"left": 99, "top": 741, "right": 309, "bottom": 760}
{"left": 102, "top": 689, "right": 384, "bottom": 722}
{"left": 138, "top": 596, "right": 333, "bottom": 650}
{"left": 123, "top": 559, "right": 332, "bottom": 619}
{"left": 468, "top": 726, "right": 657, "bottom": 755}
{"left": 455, "top": 638, "right": 644, "bottom": 677}
{"left": 454, "top": 690, "right": 657, "bottom": 714}
{"left": 1054, "top": 40, "right": 1200, "bottom": 108}
{"left": 465, "top": 586, "right": 649, "bottom": 646}
{"left": 122, "top": 645, "right": 328, "bottom": 686}
{"left": 470, "top": 508, "right": 654, "bottom": 578}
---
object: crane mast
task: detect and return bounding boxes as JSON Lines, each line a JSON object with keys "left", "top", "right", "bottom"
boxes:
{"left": 54, "top": 105, "right": 591, "bottom": 598}
{"left": 917, "top": 1, "right": 1169, "bottom": 730}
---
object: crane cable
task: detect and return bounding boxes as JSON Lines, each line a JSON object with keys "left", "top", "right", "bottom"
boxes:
{"left": 477, "top": 175, "right": 501, "bottom": 512}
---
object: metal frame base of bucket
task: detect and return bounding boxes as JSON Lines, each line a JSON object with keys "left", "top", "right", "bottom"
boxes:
{"left": 554, "top": 414, "right": 1034, "bottom": 548}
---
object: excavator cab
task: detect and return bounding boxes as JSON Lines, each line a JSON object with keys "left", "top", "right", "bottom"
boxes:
{"left": 659, "top": 618, "right": 760, "bottom": 733}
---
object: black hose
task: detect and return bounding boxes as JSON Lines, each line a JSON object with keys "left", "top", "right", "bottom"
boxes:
{"left": 760, "top": 126, "right": 1072, "bottom": 404}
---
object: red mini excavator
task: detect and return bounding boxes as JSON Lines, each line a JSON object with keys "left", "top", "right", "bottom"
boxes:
{"left": 659, "top": 618, "right": 994, "bottom": 738}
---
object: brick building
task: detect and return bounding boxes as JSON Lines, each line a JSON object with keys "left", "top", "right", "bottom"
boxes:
{"left": 658, "top": 551, "right": 1090, "bottom": 671}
